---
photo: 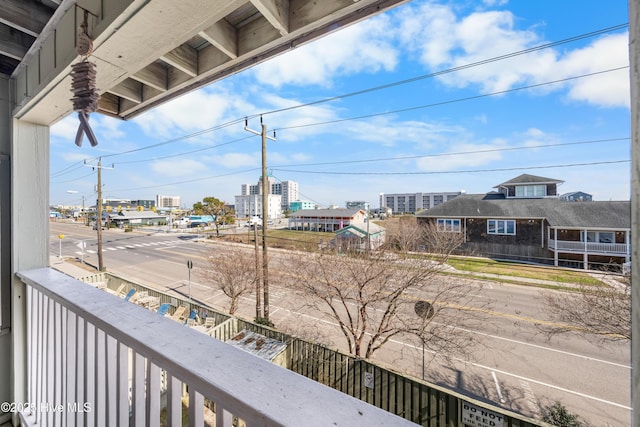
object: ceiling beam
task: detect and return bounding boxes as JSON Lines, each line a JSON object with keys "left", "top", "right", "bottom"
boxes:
{"left": 0, "top": 22, "right": 34, "bottom": 60}
{"left": 131, "top": 62, "right": 168, "bottom": 91}
{"left": 160, "top": 44, "right": 198, "bottom": 77}
{"left": 108, "top": 78, "right": 143, "bottom": 104}
{"left": 250, "top": 0, "right": 289, "bottom": 35}
{"left": 199, "top": 19, "right": 238, "bottom": 59}
{"left": 0, "top": 0, "right": 55, "bottom": 37}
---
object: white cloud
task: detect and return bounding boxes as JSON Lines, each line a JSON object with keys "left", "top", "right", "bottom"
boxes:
{"left": 347, "top": 117, "right": 466, "bottom": 148}
{"left": 415, "top": 140, "right": 507, "bottom": 171}
{"left": 205, "top": 152, "right": 259, "bottom": 169}
{"left": 51, "top": 115, "right": 78, "bottom": 140}
{"left": 251, "top": 15, "right": 399, "bottom": 87}
{"left": 93, "top": 115, "right": 126, "bottom": 139}
{"left": 555, "top": 33, "right": 630, "bottom": 107}
{"left": 150, "top": 158, "right": 208, "bottom": 177}
{"left": 482, "top": 0, "right": 509, "bottom": 6}
{"left": 133, "top": 86, "right": 253, "bottom": 138}
{"left": 395, "top": 2, "right": 629, "bottom": 108}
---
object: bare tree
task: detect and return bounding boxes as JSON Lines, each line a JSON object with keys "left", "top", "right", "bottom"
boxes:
{"left": 284, "top": 223, "right": 487, "bottom": 360}
{"left": 542, "top": 277, "right": 630, "bottom": 341}
{"left": 381, "top": 216, "right": 424, "bottom": 253}
{"left": 199, "top": 246, "right": 257, "bottom": 315}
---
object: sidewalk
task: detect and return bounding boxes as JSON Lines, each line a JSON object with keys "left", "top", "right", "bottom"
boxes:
{"left": 49, "top": 256, "right": 99, "bottom": 280}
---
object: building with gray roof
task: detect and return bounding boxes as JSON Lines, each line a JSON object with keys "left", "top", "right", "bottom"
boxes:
{"left": 416, "top": 175, "right": 630, "bottom": 270}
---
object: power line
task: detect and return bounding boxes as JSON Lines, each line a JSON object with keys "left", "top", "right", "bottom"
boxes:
{"left": 274, "top": 67, "right": 629, "bottom": 132}
{"left": 107, "top": 168, "right": 261, "bottom": 193}
{"left": 271, "top": 138, "right": 629, "bottom": 168}
{"left": 52, "top": 66, "right": 628, "bottom": 181}
{"left": 50, "top": 24, "right": 628, "bottom": 176}
{"left": 272, "top": 160, "right": 630, "bottom": 176}
{"left": 247, "top": 23, "right": 629, "bottom": 120}
{"left": 115, "top": 135, "right": 255, "bottom": 165}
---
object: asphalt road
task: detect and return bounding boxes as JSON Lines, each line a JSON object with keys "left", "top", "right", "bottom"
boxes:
{"left": 50, "top": 221, "right": 631, "bottom": 426}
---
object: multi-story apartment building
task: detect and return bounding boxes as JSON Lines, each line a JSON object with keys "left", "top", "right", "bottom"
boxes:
{"left": 234, "top": 193, "right": 282, "bottom": 219}
{"left": 156, "top": 194, "right": 181, "bottom": 209}
{"left": 380, "top": 191, "right": 461, "bottom": 214}
{"left": 239, "top": 176, "right": 298, "bottom": 212}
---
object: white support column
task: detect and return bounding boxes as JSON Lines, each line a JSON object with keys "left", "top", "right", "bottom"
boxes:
{"left": 0, "top": 74, "right": 11, "bottom": 425}
{"left": 629, "top": 2, "right": 640, "bottom": 425}
{"left": 553, "top": 228, "right": 558, "bottom": 267}
{"left": 11, "top": 119, "right": 50, "bottom": 425}
{"left": 626, "top": 230, "right": 631, "bottom": 263}
{"left": 582, "top": 229, "right": 589, "bottom": 270}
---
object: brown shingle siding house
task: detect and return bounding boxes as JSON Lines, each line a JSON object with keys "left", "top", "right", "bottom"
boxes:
{"left": 416, "top": 175, "right": 630, "bottom": 270}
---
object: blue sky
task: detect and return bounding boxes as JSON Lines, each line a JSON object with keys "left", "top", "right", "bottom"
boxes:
{"left": 51, "top": 0, "right": 631, "bottom": 210}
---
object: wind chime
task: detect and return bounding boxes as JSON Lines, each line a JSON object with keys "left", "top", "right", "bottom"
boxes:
{"left": 71, "top": 12, "right": 99, "bottom": 147}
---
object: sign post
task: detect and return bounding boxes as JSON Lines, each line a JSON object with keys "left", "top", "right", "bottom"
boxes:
{"left": 187, "top": 259, "right": 193, "bottom": 302}
{"left": 76, "top": 240, "right": 86, "bottom": 263}
{"left": 58, "top": 234, "right": 64, "bottom": 259}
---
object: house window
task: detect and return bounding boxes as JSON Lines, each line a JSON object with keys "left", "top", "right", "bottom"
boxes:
{"left": 581, "top": 231, "right": 615, "bottom": 243}
{"left": 487, "top": 219, "right": 516, "bottom": 235}
{"left": 515, "top": 185, "right": 546, "bottom": 198}
{"left": 437, "top": 218, "right": 461, "bottom": 232}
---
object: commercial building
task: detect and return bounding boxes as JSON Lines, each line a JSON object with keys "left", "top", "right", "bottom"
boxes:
{"left": 290, "top": 200, "right": 317, "bottom": 212}
{"left": 156, "top": 195, "right": 181, "bottom": 209}
{"left": 380, "top": 191, "right": 461, "bottom": 214}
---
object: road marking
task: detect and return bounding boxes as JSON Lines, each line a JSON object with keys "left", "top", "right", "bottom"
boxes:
{"left": 116, "top": 246, "right": 126, "bottom": 249}
{"left": 492, "top": 371, "right": 506, "bottom": 403}
{"left": 447, "top": 324, "right": 630, "bottom": 369}
{"left": 468, "top": 360, "right": 632, "bottom": 411}
{"left": 255, "top": 296, "right": 630, "bottom": 412}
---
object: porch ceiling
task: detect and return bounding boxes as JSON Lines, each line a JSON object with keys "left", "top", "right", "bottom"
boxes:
{"left": 5, "top": 0, "right": 409, "bottom": 126}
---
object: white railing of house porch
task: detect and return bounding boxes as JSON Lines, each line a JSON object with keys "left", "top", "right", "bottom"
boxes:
{"left": 548, "top": 239, "right": 630, "bottom": 256}
{"left": 17, "top": 268, "right": 412, "bottom": 427}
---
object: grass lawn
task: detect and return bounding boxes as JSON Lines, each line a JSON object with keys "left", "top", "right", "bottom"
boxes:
{"left": 214, "top": 226, "right": 604, "bottom": 286}
{"left": 446, "top": 256, "right": 603, "bottom": 286}
{"left": 217, "top": 228, "right": 335, "bottom": 252}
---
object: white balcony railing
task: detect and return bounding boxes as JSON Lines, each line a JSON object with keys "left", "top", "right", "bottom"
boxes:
{"left": 548, "top": 239, "right": 630, "bottom": 256}
{"left": 17, "top": 267, "right": 413, "bottom": 427}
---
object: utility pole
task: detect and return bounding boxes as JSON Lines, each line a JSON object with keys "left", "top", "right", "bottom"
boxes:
{"left": 245, "top": 118, "right": 275, "bottom": 323}
{"left": 85, "top": 158, "right": 113, "bottom": 272}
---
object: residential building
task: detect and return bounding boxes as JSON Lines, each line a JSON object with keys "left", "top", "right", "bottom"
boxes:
{"left": 288, "top": 208, "right": 366, "bottom": 232}
{"left": 494, "top": 174, "right": 563, "bottom": 198}
{"left": 380, "top": 191, "right": 461, "bottom": 214}
{"left": 560, "top": 191, "right": 593, "bottom": 202}
{"left": 290, "top": 200, "right": 317, "bottom": 212}
{"left": 416, "top": 174, "right": 630, "bottom": 270}
{"left": 234, "top": 194, "right": 282, "bottom": 220}
{"left": 156, "top": 194, "right": 181, "bottom": 209}
{"left": 333, "top": 222, "right": 386, "bottom": 250}
{"left": 275, "top": 180, "right": 299, "bottom": 210}
{"left": 236, "top": 175, "right": 298, "bottom": 214}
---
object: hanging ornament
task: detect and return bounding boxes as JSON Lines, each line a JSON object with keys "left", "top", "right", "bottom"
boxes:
{"left": 71, "top": 11, "right": 100, "bottom": 147}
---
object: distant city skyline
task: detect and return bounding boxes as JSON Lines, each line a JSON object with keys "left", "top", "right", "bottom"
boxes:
{"left": 51, "top": 0, "right": 630, "bottom": 209}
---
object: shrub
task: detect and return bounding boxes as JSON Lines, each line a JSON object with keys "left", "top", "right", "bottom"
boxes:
{"left": 542, "top": 402, "right": 581, "bottom": 427}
